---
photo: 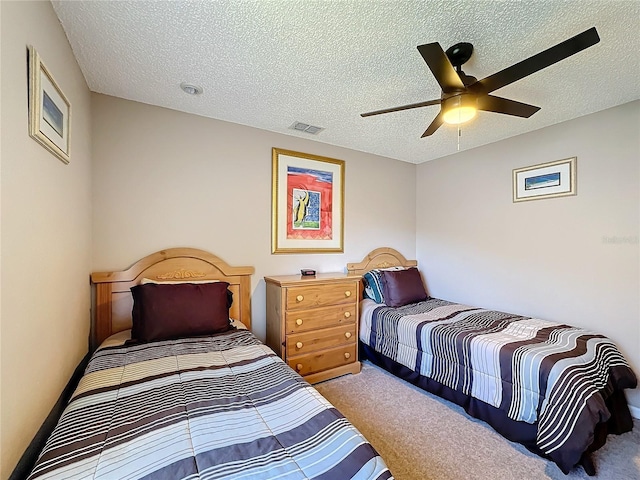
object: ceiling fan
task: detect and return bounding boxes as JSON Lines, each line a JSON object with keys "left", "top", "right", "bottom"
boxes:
{"left": 361, "top": 27, "right": 600, "bottom": 137}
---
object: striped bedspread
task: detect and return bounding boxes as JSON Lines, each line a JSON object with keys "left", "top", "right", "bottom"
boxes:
{"left": 360, "top": 298, "right": 637, "bottom": 473}
{"left": 29, "top": 329, "right": 392, "bottom": 480}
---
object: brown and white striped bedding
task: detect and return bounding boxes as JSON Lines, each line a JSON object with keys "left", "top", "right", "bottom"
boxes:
{"left": 360, "top": 298, "right": 637, "bottom": 474}
{"left": 28, "top": 329, "right": 392, "bottom": 480}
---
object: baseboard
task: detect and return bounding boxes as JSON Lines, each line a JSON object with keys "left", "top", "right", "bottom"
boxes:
{"left": 9, "top": 352, "right": 90, "bottom": 480}
{"left": 629, "top": 404, "right": 640, "bottom": 420}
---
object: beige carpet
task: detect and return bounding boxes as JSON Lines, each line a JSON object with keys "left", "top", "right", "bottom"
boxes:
{"left": 314, "top": 361, "right": 639, "bottom": 480}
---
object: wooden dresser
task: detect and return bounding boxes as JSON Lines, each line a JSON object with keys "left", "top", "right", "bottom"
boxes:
{"left": 265, "top": 273, "right": 362, "bottom": 383}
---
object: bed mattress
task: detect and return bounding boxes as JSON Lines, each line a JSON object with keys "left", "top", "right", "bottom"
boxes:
{"left": 29, "top": 328, "right": 392, "bottom": 480}
{"left": 360, "top": 298, "right": 636, "bottom": 474}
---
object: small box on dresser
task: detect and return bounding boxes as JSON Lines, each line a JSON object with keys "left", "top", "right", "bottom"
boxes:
{"left": 264, "top": 273, "right": 362, "bottom": 384}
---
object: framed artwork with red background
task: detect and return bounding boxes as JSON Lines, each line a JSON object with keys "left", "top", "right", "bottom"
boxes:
{"left": 272, "top": 148, "right": 344, "bottom": 253}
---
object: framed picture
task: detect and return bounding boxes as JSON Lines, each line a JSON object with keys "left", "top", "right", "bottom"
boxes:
{"left": 513, "top": 157, "right": 576, "bottom": 202}
{"left": 28, "top": 46, "right": 71, "bottom": 164}
{"left": 272, "top": 148, "right": 344, "bottom": 253}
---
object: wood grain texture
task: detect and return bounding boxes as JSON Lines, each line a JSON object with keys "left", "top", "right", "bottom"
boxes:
{"left": 347, "top": 247, "right": 417, "bottom": 275}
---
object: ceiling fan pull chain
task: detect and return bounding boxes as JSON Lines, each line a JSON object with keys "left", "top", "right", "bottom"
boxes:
{"left": 457, "top": 126, "right": 461, "bottom": 151}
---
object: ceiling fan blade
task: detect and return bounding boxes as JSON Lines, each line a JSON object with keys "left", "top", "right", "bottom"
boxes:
{"left": 421, "top": 112, "right": 444, "bottom": 137}
{"left": 470, "top": 27, "right": 600, "bottom": 94}
{"left": 360, "top": 99, "right": 441, "bottom": 117}
{"left": 417, "top": 42, "right": 465, "bottom": 93}
{"left": 477, "top": 95, "right": 540, "bottom": 118}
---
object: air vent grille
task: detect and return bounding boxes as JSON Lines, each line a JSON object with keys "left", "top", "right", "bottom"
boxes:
{"left": 289, "top": 121, "right": 324, "bottom": 135}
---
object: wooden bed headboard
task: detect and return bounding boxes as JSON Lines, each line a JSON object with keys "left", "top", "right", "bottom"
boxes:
{"left": 347, "top": 247, "right": 417, "bottom": 275}
{"left": 90, "top": 248, "right": 255, "bottom": 348}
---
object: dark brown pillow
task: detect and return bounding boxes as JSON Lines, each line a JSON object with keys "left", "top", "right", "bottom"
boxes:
{"left": 381, "top": 267, "right": 428, "bottom": 307}
{"left": 130, "top": 282, "right": 233, "bottom": 343}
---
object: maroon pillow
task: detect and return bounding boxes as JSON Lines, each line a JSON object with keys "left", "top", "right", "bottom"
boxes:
{"left": 381, "top": 267, "right": 428, "bottom": 307}
{"left": 130, "top": 282, "right": 233, "bottom": 343}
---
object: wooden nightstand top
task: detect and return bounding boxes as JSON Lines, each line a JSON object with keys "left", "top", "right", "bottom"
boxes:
{"left": 264, "top": 272, "right": 361, "bottom": 287}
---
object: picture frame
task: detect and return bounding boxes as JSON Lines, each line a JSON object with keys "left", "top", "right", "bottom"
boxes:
{"left": 513, "top": 157, "right": 576, "bottom": 202}
{"left": 28, "top": 46, "right": 71, "bottom": 164}
{"left": 272, "top": 148, "right": 345, "bottom": 254}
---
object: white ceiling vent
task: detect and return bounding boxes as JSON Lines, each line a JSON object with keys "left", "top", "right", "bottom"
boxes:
{"left": 289, "top": 121, "right": 324, "bottom": 135}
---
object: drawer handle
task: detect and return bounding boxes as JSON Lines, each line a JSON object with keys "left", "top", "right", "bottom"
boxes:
{"left": 296, "top": 341, "right": 303, "bottom": 349}
{"left": 345, "top": 332, "right": 352, "bottom": 339}
{"left": 344, "top": 311, "right": 351, "bottom": 318}
{"left": 296, "top": 318, "right": 303, "bottom": 326}
{"left": 344, "top": 291, "right": 352, "bottom": 297}
{"left": 296, "top": 295, "right": 304, "bottom": 302}
{"left": 344, "top": 352, "right": 351, "bottom": 360}
{"left": 296, "top": 363, "right": 303, "bottom": 372}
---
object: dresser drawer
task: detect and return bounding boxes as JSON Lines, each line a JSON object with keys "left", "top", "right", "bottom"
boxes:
{"left": 286, "top": 324, "right": 356, "bottom": 357}
{"left": 288, "top": 343, "right": 357, "bottom": 377}
{"left": 285, "top": 281, "right": 358, "bottom": 311}
{"left": 285, "top": 303, "right": 356, "bottom": 333}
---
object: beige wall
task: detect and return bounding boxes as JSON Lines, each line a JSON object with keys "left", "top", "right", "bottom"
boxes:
{"left": 0, "top": 1, "right": 92, "bottom": 477}
{"left": 91, "top": 93, "right": 417, "bottom": 341}
{"left": 416, "top": 101, "right": 640, "bottom": 410}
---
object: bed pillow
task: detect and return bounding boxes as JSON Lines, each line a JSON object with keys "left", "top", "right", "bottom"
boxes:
{"left": 363, "top": 270, "right": 386, "bottom": 303}
{"left": 130, "top": 282, "right": 233, "bottom": 343}
{"left": 139, "top": 278, "right": 233, "bottom": 308}
{"left": 380, "top": 267, "right": 428, "bottom": 307}
{"left": 132, "top": 279, "right": 233, "bottom": 343}
{"left": 363, "top": 266, "right": 406, "bottom": 303}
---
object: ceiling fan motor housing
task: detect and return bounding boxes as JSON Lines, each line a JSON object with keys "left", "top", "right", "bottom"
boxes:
{"left": 445, "top": 42, "right": 474, "bottom": 68}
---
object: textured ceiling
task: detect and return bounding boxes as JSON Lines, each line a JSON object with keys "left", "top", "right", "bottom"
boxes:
{"left": 51, "top": 0, "right": 640, "bottom": 164}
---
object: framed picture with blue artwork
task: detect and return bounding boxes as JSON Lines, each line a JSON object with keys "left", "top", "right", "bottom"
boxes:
{"left": 513, "top": 157, "right": 576, "bottom": 202}
{"left": 272, "top": 148, "right": 344, "bottom": 253}
{"left": 28, "top": 46, "right": 71, "bottom": 164}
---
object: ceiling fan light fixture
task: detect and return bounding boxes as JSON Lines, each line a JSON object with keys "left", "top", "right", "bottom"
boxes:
{"left": 442, "top": 95, "right": 477, "bottom": 125}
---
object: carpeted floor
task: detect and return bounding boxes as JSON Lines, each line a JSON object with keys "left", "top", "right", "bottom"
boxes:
{"left": 314, "top": 361, "right": 640, "bottom": 480}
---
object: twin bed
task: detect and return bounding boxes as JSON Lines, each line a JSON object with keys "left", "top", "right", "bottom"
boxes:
{"left": 28, "top": 246, "right": 636, "bottom": 479}
{"left": 28, "top": 248, "right": 392, "bottom": 480}
{"left": 347, "top": 247, "right": 637, "bottom": 476}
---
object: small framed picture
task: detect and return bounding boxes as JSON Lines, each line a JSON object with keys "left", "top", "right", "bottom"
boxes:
{"left": 513, "top": 157, "right": 576, "bottom": 202}
{"left": 28, "top": 46, "right": 71, "bottom": 164}
{"left": 272, "top": 148, "right": 345, "bottom": 254}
